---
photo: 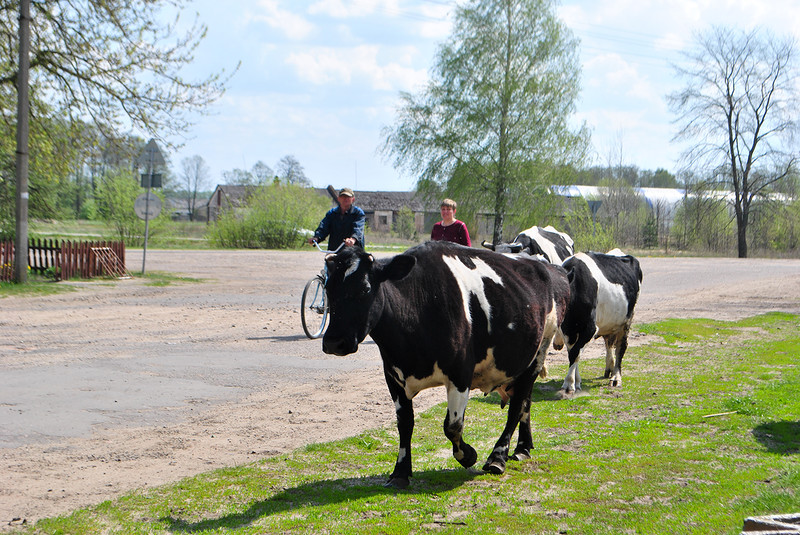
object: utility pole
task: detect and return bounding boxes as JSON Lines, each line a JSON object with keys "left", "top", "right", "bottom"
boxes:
{"left": 13, "top": 0, "right": 31, "bottom": 283}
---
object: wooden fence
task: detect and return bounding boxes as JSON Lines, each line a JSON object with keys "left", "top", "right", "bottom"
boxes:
{"left": 0, "top": 239, "right": 128, "bottom": 282}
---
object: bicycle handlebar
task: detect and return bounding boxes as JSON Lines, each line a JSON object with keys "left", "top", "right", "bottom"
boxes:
{"left": 311, "top": 240, "right": 345, "bottom": 254}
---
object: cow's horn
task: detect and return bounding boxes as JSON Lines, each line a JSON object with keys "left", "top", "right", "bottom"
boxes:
{"left": 481, "top": 240, "right": 496, "bottom": 251}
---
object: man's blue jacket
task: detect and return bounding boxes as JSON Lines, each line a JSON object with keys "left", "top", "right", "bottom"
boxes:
{"left": 312, "top": 205, "right": 366, "bottom": 250}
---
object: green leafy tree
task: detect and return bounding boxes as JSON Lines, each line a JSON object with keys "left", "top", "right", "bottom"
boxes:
{"left": 96, "top": 169, "right": 166, "bottom": 245}
{"left": 0, "top": 0, "right": 234, "bottom": 141}
{"left": 393, "top": 206, "right": 417, "bottom": 241}
{"left": 669, "top": 27, "right": 800, "bottom": 258}
{"left": 383, "top": 0, "right": 589, "bottom": 242}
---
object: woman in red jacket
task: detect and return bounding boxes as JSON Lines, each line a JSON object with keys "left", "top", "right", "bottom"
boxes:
{"left": 430, "top": 198, "right": 471, "bottom": 247}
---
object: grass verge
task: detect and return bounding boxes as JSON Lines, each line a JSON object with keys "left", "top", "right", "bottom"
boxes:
{"left": 14, "top": 312, "right": 800, "bottom": 534}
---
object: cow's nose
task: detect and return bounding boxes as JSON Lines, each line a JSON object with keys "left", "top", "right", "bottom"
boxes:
{"left": 322, "top": 335, "right": 357, "bottom": 356}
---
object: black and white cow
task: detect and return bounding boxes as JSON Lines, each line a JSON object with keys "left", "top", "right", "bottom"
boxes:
{"left": 482, "top": 225, "right": 574, "bottom": 264}
{"left": 556, "top": 248, "right": 643, "bottom": 393}
{"left": 322, "top": 241, "right": 569, "bottom": 488}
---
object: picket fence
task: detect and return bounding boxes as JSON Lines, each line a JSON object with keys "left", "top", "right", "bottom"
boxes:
{"left": 0, "top": 238, "right": 128, "bottom": 282}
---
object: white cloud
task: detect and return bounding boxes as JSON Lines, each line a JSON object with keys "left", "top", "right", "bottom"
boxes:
{"left": 583, "top": 53, "right": 663, "bottom": 106}
{"left": 308, "top": 0, "right": 401, "bottom": 18}
{"left": 286, "top": 45, "right": 427, "bottom": 91}
{"left": 251, "top": 0, "right": 314, "bottom": 40}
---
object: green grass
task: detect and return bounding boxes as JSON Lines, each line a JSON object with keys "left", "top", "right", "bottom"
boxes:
{"left": 14, "top": 312, "right": 800, "bottom": 534}
{"left": 0, "top": 276, "right": 77, "bottom": 297}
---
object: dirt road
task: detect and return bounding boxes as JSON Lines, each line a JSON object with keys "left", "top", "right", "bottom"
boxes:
{"left": 1, "top": 249, "right": 799, "bottom": 529}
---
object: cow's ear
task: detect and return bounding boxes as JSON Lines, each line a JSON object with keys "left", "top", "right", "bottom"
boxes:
{"left": 374, "top": 254, "right": 416, "bottom": 282}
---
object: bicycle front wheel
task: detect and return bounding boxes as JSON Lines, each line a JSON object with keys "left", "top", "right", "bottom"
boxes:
{"left": 301, "top": 276, "right": 328, "bottom": 339}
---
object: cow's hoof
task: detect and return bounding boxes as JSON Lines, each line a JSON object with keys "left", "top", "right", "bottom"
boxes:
{"left": 457, "top": 444, "right": 478, "bottom": 468}
{"left": 384, "top": 477, "right": 410, "bottom": 490}
{"left": 604, "top": 369, "right": 612, "bottom": 379}
{"left": 610, "top": 377, "right": 621, "bottom": 387}
{"left": 482, "top": 459, "right": 506, "bottom": 475}
{"left": 510, "top": 449, "right": 531, "bottom": 462}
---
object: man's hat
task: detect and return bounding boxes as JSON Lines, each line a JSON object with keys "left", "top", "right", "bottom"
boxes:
{"left": 338, "top": 187, "right": 354, "bottom": 197}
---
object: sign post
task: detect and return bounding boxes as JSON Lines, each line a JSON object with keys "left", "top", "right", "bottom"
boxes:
{"left": 136, "top": 139, "right": 166, "bottom": 275}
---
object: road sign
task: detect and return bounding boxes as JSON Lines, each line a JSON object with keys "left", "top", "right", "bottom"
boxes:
{"left": 134, "top": 192, "right": 162, "bottom": 220}
{"left": 140, "top": 173, "right": 162, "bottom": 188}
{"left": 137, "top": 138, "right": 166, "bottom": 169}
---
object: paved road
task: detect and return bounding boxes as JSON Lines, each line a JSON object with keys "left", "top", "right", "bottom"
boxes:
{"left": 2, "top": 250, "right": 799, "bottom": 450}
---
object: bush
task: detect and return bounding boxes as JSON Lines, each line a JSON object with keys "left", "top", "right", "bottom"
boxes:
{"left": 207, "top": 184, "right": 330, "bottom": 249}
{"left": 393, "top": 206, "right": 417, "bottom": 241}
{"left": 560, "top": 199, "right": 616, "bottom": 252}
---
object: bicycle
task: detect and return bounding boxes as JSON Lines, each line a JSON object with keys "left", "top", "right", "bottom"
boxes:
{"left": 300, "top": 241, "right": 344, "bottom": 339}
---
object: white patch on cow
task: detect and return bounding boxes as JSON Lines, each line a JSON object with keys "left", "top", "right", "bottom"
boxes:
{"left": 472, "top": 348, "right": 513, "bottom": 393}
{"left": 397, "top": 447, "right": 408, "bottom": 464}
{"left": 441, "top": 255, "right": 503, "bottom": 332}
{"left": 542, "top": 225, "right": 574, "bottom": 248}
{"left": 393, "top": 363, "right": 447, "bottom": 399}
{"left": 574, "top": 253, "right": 630, "bottom": 336}
{"left": 394, "top": 398, "right": 403, "bottom": 413}
{"left": 507, "top": 322, "right": 516, "bottom": 331}
{"left": 344, "top": 257, "right": 360, "bottom": 279}
{"left": 541, "top": 300, "right": 559, "bottom": 341}
{"left": 605, "top": 247, "right": 626, "bottom": 256}
{"left": 519, "top": 226, "right": 573, "bottom": 263}
{"left": 446, "top": 385, "right": 469, "bottom": 425}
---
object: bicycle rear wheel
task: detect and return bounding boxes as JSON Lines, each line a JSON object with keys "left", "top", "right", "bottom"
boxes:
{"left": 301, "top": 276, "right": 328, "bottom": 339}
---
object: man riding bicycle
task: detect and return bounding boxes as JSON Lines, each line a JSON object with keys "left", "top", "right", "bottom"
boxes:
{"left": 308, "top": 187, "right": 366, "bottom": 250}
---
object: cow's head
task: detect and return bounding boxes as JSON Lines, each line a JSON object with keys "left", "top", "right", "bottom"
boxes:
{"left": 322, "top": 247, "right": 416, "bottom": 356}
{"left": 481, "top": 240, "right": 523, "bottom": 253}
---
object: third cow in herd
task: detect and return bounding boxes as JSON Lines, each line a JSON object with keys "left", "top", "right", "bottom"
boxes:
{"left": 556, "top": 248, "right": 643, "bottom": 393}
{"left": 482, "top": 225, "right": 643, "bottom": 394}
{"left": 481, "top": 225, "right": 575, "bottom": 264}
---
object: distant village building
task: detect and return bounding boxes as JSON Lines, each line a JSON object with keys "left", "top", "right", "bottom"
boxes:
{"left": 205, "top": 184, "right": 258, "bottom": 223}
{"left": 203, "top": 185, "right": 440, "bottom": 234}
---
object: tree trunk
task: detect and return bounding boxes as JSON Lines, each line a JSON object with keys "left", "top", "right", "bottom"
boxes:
{"left": 736, "top": 212, "right": 748, "bottom": 258}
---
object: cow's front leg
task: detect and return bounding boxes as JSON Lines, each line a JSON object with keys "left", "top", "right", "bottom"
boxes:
{"left": 484, "top": 368, "right": 536, "bottom": 474}
{"left": 443, "top": 384, "right": 477, "bottom": 469}
{"left": 385, "top": 373, "right": 414, "bottom": 489}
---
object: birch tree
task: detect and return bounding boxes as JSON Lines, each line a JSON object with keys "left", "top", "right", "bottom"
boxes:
{"left": 382, "top": 0, "right": 588, "bottom": 242}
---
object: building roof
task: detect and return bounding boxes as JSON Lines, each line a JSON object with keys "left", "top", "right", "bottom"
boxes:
{"left": 552, "top": 185, "right": 687, "bottom": 210}
{"left": 313, "top": 188, "right": 437, "bottom": 212}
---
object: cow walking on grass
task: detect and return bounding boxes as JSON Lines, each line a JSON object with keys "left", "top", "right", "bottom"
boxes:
{"left": 557, "top": 249, "right": 643, "bottom": 394}
{"left": 322, "top": 241, "right": 569, "bottom": 488}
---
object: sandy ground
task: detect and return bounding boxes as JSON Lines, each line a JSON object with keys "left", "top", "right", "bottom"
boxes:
{"left": 1, "top": 249, "right": 800, "bottom": 529}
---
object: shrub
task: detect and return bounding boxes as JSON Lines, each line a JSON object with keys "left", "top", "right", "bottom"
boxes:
{"left": 207, "top": 184, "right": 330, "bottom": 249}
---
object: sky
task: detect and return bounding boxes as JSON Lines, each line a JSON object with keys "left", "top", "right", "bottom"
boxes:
{"left": 161, "top": 0, "right": 800, "bottom": 192}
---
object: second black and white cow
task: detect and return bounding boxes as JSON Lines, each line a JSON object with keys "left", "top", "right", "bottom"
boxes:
{"left": 482, "top": 225, "right": 574, "bottom": 264}
{"left": 556, "top": 249, "right": 643, "bottom": 393}
{"left": 322, "top": 241, "right": 569, "bottom": 488}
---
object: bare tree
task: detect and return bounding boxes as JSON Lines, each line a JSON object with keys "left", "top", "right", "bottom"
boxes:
{"left": 180, "top": 155, "right": 210, "bottom": 221}
{"left": 252, "top": 161, "right": 275, "bottom": 184}
{"left": 276, "top": 155, "right": 310, "bottom": 186}
{"left": 669, "top": 27, "right": 800, "bottom": 257}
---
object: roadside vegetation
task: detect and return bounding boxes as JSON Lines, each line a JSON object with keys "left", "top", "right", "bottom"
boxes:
{"left": 15, "top": 312, "right": 800, "bottom": 535}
